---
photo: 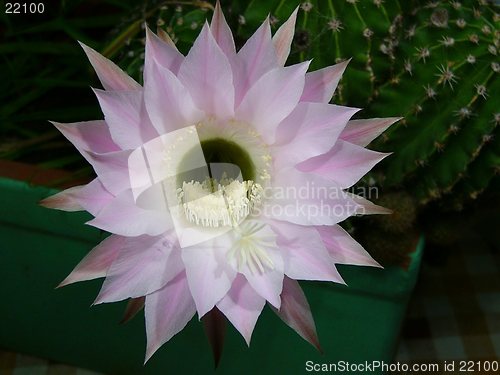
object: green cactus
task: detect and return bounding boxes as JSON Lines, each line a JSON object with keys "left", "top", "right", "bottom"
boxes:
{"left": 231, "top": 0, "right": 500, "bottom": 208}
{"left": 365, "top": 1, "right": 499, "bottom": 207}
{"left": 109, "top": 0, "right": 498, "bottom": 209}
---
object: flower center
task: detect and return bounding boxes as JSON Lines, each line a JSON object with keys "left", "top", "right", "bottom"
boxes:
{"left": 199, "top": 138, "right": 256, "bottom": 181}
{"left": 177, "top": 138, "right": 265, "bottom": 228}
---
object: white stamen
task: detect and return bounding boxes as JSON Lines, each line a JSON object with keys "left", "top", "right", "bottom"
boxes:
{"left": 178, "top": 176, "right": 263, "bottom": 228}
{"left": 227, "top": 222, "right": 276, "bottom": 274}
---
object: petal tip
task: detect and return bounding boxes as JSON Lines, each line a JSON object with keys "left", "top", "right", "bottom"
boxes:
{"left": 55, "top": 279, "right": 68, "bottom": 289}
{"left": 144, "top": 348, "right": 156, "bottom": 364}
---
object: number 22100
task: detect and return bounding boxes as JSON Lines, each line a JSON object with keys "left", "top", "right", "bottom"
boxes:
{"left": 5, "top": 3, "right": 45, "bottom": 14}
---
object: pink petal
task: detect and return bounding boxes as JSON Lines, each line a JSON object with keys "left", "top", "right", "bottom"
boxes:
{"left": 234, "top": 17, "right": 278, "bottom": 105}
{"left": 178, "top": 23, "right": 234, "bottom": 119}
{"left": 87, "top": 189, "right": 172, "bottom": 237}
{"left": 274, "top": 277, "right": 321, "bottom": 350}
{"left": 348, "top": 193, "right": 392, "bottom": 215}
{"left": 210, "top": 1, "right": 236, "bottom": 59}
{"left": 52, "top": 120, "right": 119, "bottom": 154}
{"left": 94, "top": 233, "right": 183, "bottom": 304}
{"left": 79, "top": 42, "right": 140, "bottom": 91}
{"left": 144, "top": 59, "right": 203, "bottom": 134}
{"left": 181, "top": 242, "right": 237, "bottom": 318}
{"left": 216, "top": 274, "right": 266, "bottom": 346}
{"left": 236, "top": 62, "right": 310, "bottom": 144}
{"left": 300, "top": 60, "right": 349, "bottom": 103}
{"left": 273, "top": 103, "right": 359, "bottom": 168}
{"left": 340, "top": 117, "right": 401, "bottom": 147}
{"left": 121, "top": 296, "right": 145, "bottom": 324}
{"left": 144, "top": 271, "right": 196, "bottom": 362}
{"left": 317, "top": 225, "right": 382, "bottom": 267}
{"left": 156, "top": 28, "right": 178, "bottom": 49}
{"left": 58, "top": 235, "right": 124, "bottom": 287}
{"left": 70, "top": 178, "right": 114, "bottom": 215}
{"left": 145, "top": 26, "right": 184, "bottom": 77}
{"left": 270, "top": 220, "right": 344, "bottom": 283}
{"left": 40, "top": 178, "right": 114, "bottom": 216}
{"left": 298, "top": 140, "right": 391, "bottom": 188}
{"left": 272, "top": 7, "right": 298, "bottom": 66}
{"left": 84, "top": 150, "right": 132, "bottom": 195}
{"left": 39, "top": 185, "right": 84, "bottom": 212}
{"left": 93, "top": 89, "right": 158, "bottom": 150}
{"left": 265, "top": 168, "right": 360, "bottom": 226}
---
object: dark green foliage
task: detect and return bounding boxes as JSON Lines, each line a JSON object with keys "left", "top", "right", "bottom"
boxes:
{"left": 1, "top": 0, "right": 140, "bottom": 172}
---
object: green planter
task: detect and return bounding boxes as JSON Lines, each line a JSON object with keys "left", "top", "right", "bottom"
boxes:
{"left": 0, "top": 177, "right": 423, "bottom": 374}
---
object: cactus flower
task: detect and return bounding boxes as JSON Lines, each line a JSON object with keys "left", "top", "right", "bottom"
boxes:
{"left": 41, "top": 3, "right": 398, "bottom": 362}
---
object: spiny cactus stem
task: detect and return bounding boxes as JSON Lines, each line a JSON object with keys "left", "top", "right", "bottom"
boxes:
{"left": 274, "top": 0, "right": 287, "bottom": 15}
{"left": 465, "top": 23, "right": 497, "bottom": 36}
{"left": 298, "top": 8, "right": 310, "bottom": 63}
{"left": 350, "top": 2, "right": 376, "bottom": 92}
{"left": 327, "top": 0, "right": 342, "bottom": 59}
{"left": 377, "top": 38, "right": 482, "bottom": 96}
{"left": 468, "top": 69, "right": 494, "bottom": 103}
{"left": 461, "top": 7, "right": 497, "bottom": 27}
{"left": 415, "top": 69, "right": 496, "bottom": 197}
{"left": 429, "top": 38, "right": 487, "bottom": 51}
{"left": 351, "top": 2, "right": 367, "bottom": 29}
{"left": 301, "top": 5, "right": 309, "bottom": 28}
{"left": 405, "top": 64, "right": 491, "bottom": 130}
{"left": 379, "top": 4, "right": 392, "bottom": 25}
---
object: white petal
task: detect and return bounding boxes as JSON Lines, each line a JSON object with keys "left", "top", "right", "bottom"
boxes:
{"left": 79, "top": 42, "right": 141, "bottom": 91}
{"left": 317, "top": 225, "right": 382, "bottom": 267}
{"left": 297, "top": 139, "right": 391, "bottom": 189}
{"left": 87, "top": 189, "right": 172, "bottom": 237}
{"left": 265, "top": 168, "right": 360, "bottom": 226}
{"left": 273, "top": 103, "right": 359, "bottom": 168}
{"left": 236, "top": 62, "right": 310, "bottom": 144}
{"left": 300, "top": 60, "right": 349, "bottom": 103}
{"left": 93, "top": 89, "right": 158, "bottom": 150}
{"left": 145, "top": 26, "right": 184, "bottom": 76}
{"left": 178, "top": 23, "right": 235, "bottom": 119}
{"left": 144, "top": 60, "right": 204, "bottom": 134}
{"left": 272, "top": 7, "right": 299, "bottom": 66}
{"left": 94, "top": 233, "right": 183, "bottom": 303}
{"left": 210, "top": 1, "right": 236, "bottom": 58}
{"left": 182, "top": 241, "right": 237, "bottom": 318}
{"left": 144, "top": 271, "right": 196, "bottom": 362}
{"left": 270, "top": 220, "right": 344, "bottom": 283}
{"left": 340, "top": 117, "right": 401, "bottom": 147}
{"left": 58, "top": 235, "right": 124, "bottom": 287}
{"left": 234, "top": 18, "right": 278, "bottom": 105}
{"left": 217, "top": 274, "right": 266, "bottom": 345}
